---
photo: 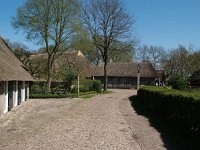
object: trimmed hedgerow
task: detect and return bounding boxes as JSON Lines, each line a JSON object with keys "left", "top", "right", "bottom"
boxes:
{"left": 137, "top": 86, "right": 200, "bottom": 133}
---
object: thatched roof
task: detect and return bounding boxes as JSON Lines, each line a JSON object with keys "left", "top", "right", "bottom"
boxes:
{"left": 53, "top": 50, "right": 86, "bottom": 69}
{"left": 90, "top": 62, "right": 158, "bottom": 78}
{"left": 0, "top": 37, "right": 33, "bottom": 81}
{"left": 28, "top": 50, "right": 90, "bottom": 81}
{"left": 156, "top": 70, "right": 165, "bottom": 78}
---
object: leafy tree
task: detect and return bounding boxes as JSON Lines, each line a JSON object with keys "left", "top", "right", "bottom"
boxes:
{"left": 108, "top": 41, "right": 135, "bottom": 63}
{"left": 81, "top": 0, "right": 134, "bottom": 90}
{"left": 12, "top": 0, "right": 80, "bottom": 91}
{"left": 188, "top": 51, "right": 200, "bottom": 74}
{"left": 163, "top": 45, "right": 190, "bottom": 78}
{"left": 26, "top": 54, "right": 48, "bottom": 79}
{"left": 71, "top": 30, "right": 135, "bottom": 65}
{"left": 56, "top": 68, "right": 77, "bottom": 92}
{"left": 70, "top": 29, "right": 102, "bottom": 66}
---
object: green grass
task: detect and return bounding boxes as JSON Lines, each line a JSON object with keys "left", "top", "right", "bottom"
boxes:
{"left": 30, "top": 90, "right": 112, "bottom": 99}
{"left": 79, "top": 94, "right": 95, "bottom": 99}
{"left": 73, "top": 90, "right": 112, "bottom": 99}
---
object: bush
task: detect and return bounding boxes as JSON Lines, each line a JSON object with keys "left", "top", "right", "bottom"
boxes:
{"left": 168, "top": 76, "right": 189, "bottom": 89}
{"left": 71, "top": 84, "right": 89, "bottom": 93}
{"left": 190, "top": 69, "right": 200, "bottom": 86}
{"left": 71, "top": 80, "right": 102, "bottom": 93}
{"left": 137, "top": 86, "right": 200, "bottom": 133}
{"left": 51, "top": 84, "right": 65, "bottom": 94}
{"left": 88, "top": 80, "right": 102, "bottom": 93}
{"left": 30, "top": 84, "right": 49, "bottom": 94}
{"left": 30, "top": 84, "right": 42, "bottom": 94}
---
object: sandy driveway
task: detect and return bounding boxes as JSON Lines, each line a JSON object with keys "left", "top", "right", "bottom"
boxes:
{"left": 0, "top": 89, "right": 165, "bottom": 150}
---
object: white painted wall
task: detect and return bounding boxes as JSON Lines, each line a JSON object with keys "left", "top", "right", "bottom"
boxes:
{"left": 14, "top": 81, "right": 18, "bottom": 107}
{"left": 4, "top": 81, "right": 8, "bottom": 114}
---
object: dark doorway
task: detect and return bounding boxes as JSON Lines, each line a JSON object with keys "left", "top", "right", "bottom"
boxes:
{"left": 18, "top": 81, "right": 22, "bottom": 105}
{"left": 25, "top": 82, "right": 29, "bottom": 100}
{"left": 8, "top": 81, "right": 14, "bottom": 111}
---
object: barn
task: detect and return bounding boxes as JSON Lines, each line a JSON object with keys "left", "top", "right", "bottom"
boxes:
{"left": 90, "top": 62, "right": 158, "bottom": 88}
{"left": 0, "top": 37, "right": 33, "bottom": 116}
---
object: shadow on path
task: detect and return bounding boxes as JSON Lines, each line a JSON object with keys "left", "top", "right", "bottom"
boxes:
{"left": 129, "top": 95, "right": 200, "bottom": 150}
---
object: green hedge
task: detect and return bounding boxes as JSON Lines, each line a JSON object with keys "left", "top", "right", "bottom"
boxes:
{"left": 71, "top": 80, "right": 102, "bottom": 93}
{"left": 30, "top": 93, "right": 67, "bottom": 99}
{"left": 137, "top": 86, "right": 200, "bottom": 133}
{"left": 88, "top": 80, "right": 102, "bottom": 93}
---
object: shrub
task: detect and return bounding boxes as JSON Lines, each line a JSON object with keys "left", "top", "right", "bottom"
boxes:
{"left": 137, "top": 86, "right": 200, "bottom": 133}
{"left": 88, "top": 80, "right": 102, "bottom": 93}
{"left": 190, "top": 69, "right": 200, "bottom": 86}
{"left": 80, "top": 84, "right": 89, "bottom": 92}
{"left": 51, "top": 84, "right": 65, "bottom": 94}
{"left": 71, "top": 84, "right": 89, "bottom": 93}
{"left": 30, "top": 84, "right": 42, "bottom": 94}
{"left": 71, "top": 80, "right": 102, "bottom": 93}
{"left": 168, "top": 76, "right": 189, "bottom": 89}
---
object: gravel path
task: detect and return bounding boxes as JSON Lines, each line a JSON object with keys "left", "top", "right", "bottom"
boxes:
{"left": 0, "top": 89, "right": 144, "bottom": 150}
{"left": 118, "top": 90, "right": 166, "bottom": 150}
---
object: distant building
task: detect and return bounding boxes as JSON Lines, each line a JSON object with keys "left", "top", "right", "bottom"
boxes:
{"left": 0, "top": 37, "right": 33, "bottom": 116}
{"left": 156, "top": 70, "right": 166, "bottom": 84}
{"left": 89, "top": 62, "right": 158, "bottom": 88}
{"left": 29, "top": 50, "right": 89, "bottom": 81}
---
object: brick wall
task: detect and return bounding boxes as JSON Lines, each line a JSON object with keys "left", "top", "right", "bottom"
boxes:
{"left": 0, "top": 81, "right": 5, "bottom": 116}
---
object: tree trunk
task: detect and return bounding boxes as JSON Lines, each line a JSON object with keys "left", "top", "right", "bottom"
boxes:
{"left": 47, "top": 75, "right": 52, "bottom": 92}
{"left": 47, "top": 54, "right": 53, "bottom": 92}
{"left": 104, "top": 61, "right": 108, "bottom": 91}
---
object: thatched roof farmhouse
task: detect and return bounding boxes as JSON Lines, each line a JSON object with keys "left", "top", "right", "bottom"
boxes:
{"left": 0, "top": 37, "right": 33, "bottom": 115}
{"left": 29, "top": 50, "right": 89, "bottom": 81}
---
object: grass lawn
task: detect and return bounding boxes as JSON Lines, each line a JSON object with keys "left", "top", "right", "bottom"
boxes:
{"left": 70, "top": 90, "right": 113, "bottom": 99}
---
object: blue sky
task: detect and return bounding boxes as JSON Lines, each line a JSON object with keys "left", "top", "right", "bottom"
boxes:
{"left": 0, "top": 0, "right": 200, "bottom": 51}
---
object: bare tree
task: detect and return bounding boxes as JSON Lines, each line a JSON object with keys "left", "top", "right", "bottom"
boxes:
{"left": 136, "top": 44, "right": 166, "bottom": 69}
{"left": 12, "top": 0, "right": 80, "bottom": 91}
{"left": 81, "top": 0, "right": 134, "bottom": 90}
{"left": 136, "top": 45, "right": 150, "bottom": 62}
{"left": 5, "top": 39, "right": 32, "bottom": 64}
{"left": 148, "top": 46, "right": 166, "bottom": 69}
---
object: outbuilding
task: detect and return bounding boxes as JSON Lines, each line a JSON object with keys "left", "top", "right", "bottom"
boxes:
{"left": 90, "top": 62, "right": 158, "bottom": 88}
{"left": 0, "top": 37, "right": 33, "bottom": 115}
